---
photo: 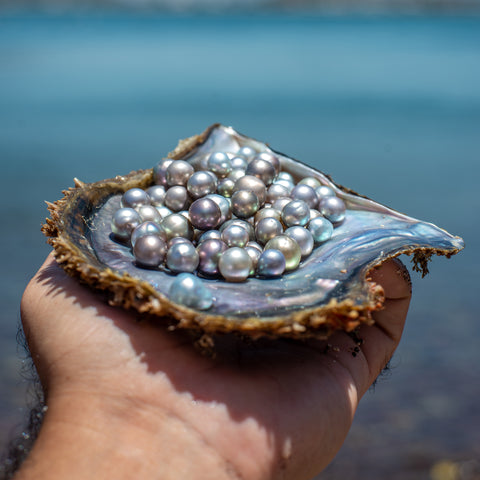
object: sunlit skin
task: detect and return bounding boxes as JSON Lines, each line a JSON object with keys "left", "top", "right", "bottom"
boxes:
{"left": 16, "top": 254, "right": 411, "bottom": 480}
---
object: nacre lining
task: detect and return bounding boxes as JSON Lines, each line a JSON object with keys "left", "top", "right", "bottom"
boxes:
{"left": 44, "top": 124, "right": 464, "bottom": 337}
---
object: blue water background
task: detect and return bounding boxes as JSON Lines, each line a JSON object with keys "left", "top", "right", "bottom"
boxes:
{"left": 0, "top": 12, "right": 479, "bottom": 477}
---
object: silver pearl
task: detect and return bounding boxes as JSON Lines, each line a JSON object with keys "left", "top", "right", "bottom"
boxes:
{"left": 197, "top": 229, "right": 222, "bottom": 244}
{"left": 168, "top": 237, "right": 193, "bottom": 249}
{"left": 272, "top": 197, "right": 292, "bottom": 213}
{"left": 156, "top": 205, "right": 173, "bottom": 219}
{"left": 166, "top": 242, "right": 199, "bottom": 273}
{"left": 166, "top": 160, "right": 194, "bottom": 187}
{"left": 153, "top": 158, "right": 174, "bottom": 187}
{"left": 146, "top": 185, "right": 166, "bottom": 206}
{"left": 136, "top": 205, "right": 163, "bottom": 224}
{"left": 168, "top": 273, "right": 213, "bottom": 310}
{"left": 233, "top": 175, "right": 267, "bottom": 206}
{"left": 205, "top": 194, "right": 231, "bottom": 224}
{"left": 237, "top": 145, "right": 257, "bottom": 160}
{"left": 245, "top": 158, "right": 276, "bottom": 186}
{"left": 315, "top": 185, "right": 336, "bottom": 201}
{"left": 254, "top": 207, "right": 281, "bottom": 225}
{"left": 131, "top": 221, "right": 166, "bottom": 247}
{"left": 267, "top": 183, "right": 290, "bottom": 203}
{"left": 228, "top": 168, "right": 246, "bottom": 182}
{"left": 255, "top": 217, "right": 284, "bottom": 245}
{"left": 244, "top": 245, "right": 261, "bottom": 275}
{"left": 246, "top": 241, "right": 263, "bottom": 253}
{"left": 164, "top": 185, "right": 189, "bottom": 212}
{"left": 308, "top": 217, "right": 334, "bottom": 244}
{"left": 319, "top": 196, "right": 346, "bottom": 223}
{"left": 276, "top": 171, "right": 294, "bottom": 183}
{"left": 281, "top": 200, "right": 311, "bottom": 227}
{"left": 187, "top": 170, "right": 217, "bottom": 199}
{"left": 197, "top": 238, "right": 227, "bottom": 276}
{"left": 217, "top": 178, "right": 235, "bottom": 198}
{"left": 133, "top": 234, "right": 167, "bottom": 268}
{"left": 256, "top": 249, "right": 286, "bottom": 277}
{"left": 298, "top": 177, "right": 322, "bottom": 190}
{"left": 230, "top": 190, "right": 260, "bottom": 219}
{"left": 309, "top": 209, "right": 322, "bottom": 220}
{"left": 273, "top": 179, "right": 294, "bottom": 193}
{"left": 120, "top": 188, "right": 151, "bottom": 209}
{"left": 161, "top": 213, "right": 194, "bottom": 240}
{"left": 189, "top": 198, "right": 222, "bottom": 230}
{"left": 220, "top": 219, "right": 255, "bottom": 241}
{"left": 111, "top": 207, "right": 142, "bottom": 241}
{"left": 264, "top": 235, "right": 301, "bottom": 271}
{"left": 218, "top": 247, "right": 253, "bottom": 282}
{"left": 284, "top": 226, "right": 314, "bottom": 258}
{"left": 230, "top": 156, "right": 248, "bottom": 170}
{"left": 207, "top": 151, "right": 232, "bottom": 177}
{"left": 221, "top": 224, "right": 250, "bottom": 248}
{"left": 254, "top": 151, "right": 281, "bottom": 175}
{"left": 291, "top": 184, "right": 318, "bottom": 209}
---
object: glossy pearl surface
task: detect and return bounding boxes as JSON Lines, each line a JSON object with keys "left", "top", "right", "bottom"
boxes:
{"left": 291, "top": 184, "right": 318, "bottom": 209}
{"left": 164, "top": 185, "right": 189, "bottom": 212}
{"left": 145, "top": 185, "right": 166, "bottom": 206}
{"left": 237, "top": 145, "right": 257, "bottom": 160}
{"left": 230, "top": 156, "right": 248, "bottom": 170}
{"left": 197, "top": 239, "right": 227, "bottom": 276}
{"left": 133, "top": 234, "right": 167, "bottom": 267}
{"left": 319, "top": 196, "right": 346, "bottom": 223}
{"left": 245, "top": 158, "right": 276, "bottom": 185}
{"left": 189, "top": 198, "right": 222, "bottom": 230}
{"left": 255, "top": 217, "right": 284, "bottom": 245}
{"left": 220, "top": 219, "right": 255, "bottom": 241}
{"left": 131, "top": 221, "right": 166, "bottom": 247}
{"left": 281, "top": 200, "right": 311, "bottom": 227}
{"left": 257, "top": 249, "right": 286, "bottom": 277}
{"left": 168, "top": 273, "right": 213, "bottom": 310}
{"left": 315, "top": 185, "right": 336, "bottom": 201}
{"left": 153, "top": 158, "right": 173, "bottom": 187}
{"left": 217, "top": 178, "right": 235, "bottom": 197}
{"left": 120, "top": 188, "right": 150, "bottom": 209}
{"left": 166, "top": 160, "right": 194, "bottom": 187}
{"left": 276, "top": 171, "right": 294, "bottom": 183}
{"left": 166, "top": 242, "right": 199, "bottom": 273}
{"left": 244, "top": 246, "right": 261, "bottom": 275}
{"left": 218, "top": 247, "right": 253, "bottom": 282}
{"left": 233, "top": 175, "right": 267, "bottom": 206}
{"left": 230, "top": 190, "right": 260, "bottom": 218}
{"left": 264, "top": 235, "right": 301, "bottom": 271}
{"left": 197, "top": 229, "right": 222, "bottom": 244}
{"left": 221, "top": 224, "right": 250, "bottom": 248}
{"left": 205, "top": 194, "right": 231, "bottom": 224}
{"left": 254, "top": 207, "right": 281, "bottom": 225}
{"left": 285, "top": 226, "right": 314, "bottom": 258}
{"left": 136, "top": 205, "right": 162, "bottom": 224}
{"left": 298, "top": 177, "right": 321, "bottom": 189}
{"left": 267, "top": 184, "right": 290, "bottom": 203}
{"left": 254, "top": 151, "right": 280, "bottom": 175}
{"left": 187, "top": 170, "right": 217, "bottom": 198}
{"left": 308, "top": 217, "right": 334, "bottom": 244}
{"left": 161, "top": 214, "right": 193, "bottom": 240}
{"left": 111, "top": 207, "right": 142, "bottom": 240}
{"left": 207, "top": 151, "right": 232, "bottom": 176}
{"left": 156, "top": 206, "right": 173, "bottom": 219}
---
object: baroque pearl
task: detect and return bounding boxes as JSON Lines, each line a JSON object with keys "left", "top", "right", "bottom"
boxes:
{"left": 111, "top": 207, "right": 142, "bottom": 241}
{"left": 255, "top": 217, "right": 284, "bottom": 245}
{"left": 145, "top": 185, "right": 166, "bottom": 206}
{"left": 291, "top": 184, "right": 318, "bottom": 209}
{"left": 187, "top": 170, "right": 217, "bottom": 198}
{"left": 189, "top": 198, "right": 222, "bottom": 230}
{"left": 257, "top": 249, "right": 286, "bottom": 277}
{"left": 197, "top": 238, "right": 227, "bottom": 276}
{"left": 285, "top": 226, "right": 314, "bottom": 258}
{"left": 221, "top": 224, "right": 250, "bottom": 248}
{"left": 218, "top": 247, "right": 253, "bottom": 282}
{"left": 164, "top": 185, "right": 189, "bottom": 212}
{"left": 166, "top": 242, "right": 199, "bottom": 273}
{"left": 281, "top": 200, "right": 311, "bottom": 227}
{"left": 168, "top": 273, "right": 213, "bottom": 310}
{"left": 308, "top": 217, "right": 334, "bottom": 244}
{"left": 230, "top": 190, "right": 260, "bottom": 218}
{"left": 161, "top": 214, "right": 194, "bottom": 240}
{"left": 166, "top": 160, "right": 194, "bottom": 187}
{"left": 264, "top": 235, "right": 301, "bottom": 271}
{"left": 319, "top": 196, "right": 346, "bottom": 223}
{"left": 207, "top": 151, "right": 232, "bottom": 177}
{"left": 120, "top": 188, "right": 150, "bottom": 209}
{"left": 133, "top": 234, "right": 167, "bottom": 267}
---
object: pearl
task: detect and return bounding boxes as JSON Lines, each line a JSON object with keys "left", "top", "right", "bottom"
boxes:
{"left": 145, "top": 185, "right": 166, "bottom": 206}
{"left": 156, "top": 205, "right": 173, "bottom": 219}
{"left": 217, "top": 178, "right": 235, "bottom": 197}
{"left": 319, "top": 196, "right": 346, "bottom": 223}
{"left": 245, "top": 158, "right": 276, "bottom": 185}
{"left": 257, "top": 249, "right": 286, "bottom": 277}
{"left": 168, "top": 273, "right": 213, "bottom": 310}
{"left": 136, "top": 205, "right": 162, "bottom": 224}
{"left": 264, "top": 235, "right": 301, "bottom": 271}
{"left": 120, "top": 188, "right": 150, "bottom": 209}
{"left": 254, "top": 152, "right": 281, "bottom": 175}
{"left": 272, "top": 197, "right": 292, "bottom": 213}
{"left": 168, "top": 237, "right": 193, "bottom": 248}
{"left": 111, "top": 207, "right": 142, "bottom": 241}
{"left": 161, "top": 213, "right": 194, "bottom": 240}
{"left": 281, "top": 200, "right": 311, "bottom": 227}
{"left": 230, "top": 190, "right": 260, "bottom": 219}
{"left": 237, "top": 145, "right": 257, "bottom": 160}
{"left": 230, "top": 156, "right": 248, "bottom": 170}
{"left": 205, "top": 194, "right": 231, "bottom": 224}
{"left": 197, "top": 238, "right": 227, "bottom": 276}
{"left": 254, "top": 207, "right": 281, "bottom": 225}
{"left": 285, "top": 226, "right": 314, "bottom": 258}
{"left": 186, "top": 170, "right": 217, "bottom": 199}
{"left": 153, "top": 158, "right": 174, "bottom": 187}
{"left": 207, "top": 151, "right": 232, "bottom": 177}
{"left": 276, "top": 171, "right": 294, "bottom": 183}
{"left": 255, "top": 217, "right": 284, "bottom": 245}
{"left": 166, "top": 160, "right": 194, "bottom": 187}
{"left": 315, "top": 185, "right": 336, "bottom": 201}
{"left": 197, "top": 229, "right": 222, "bottom": 244}
{"left": 133, "top": 234, "right": 167, "bottom": 268}
{"left": 267, "top": 183, "right": 290, "bottom": 203}
{"left": 291, "top": 184, "right": 318, "bottom": 209}
{"left": 221, "top": 224, "right": 250, "bottom": 248}
{"left": 189, "top": 198, "right": 222, "bottom": 230}
{"left": 228, "top": 168, "right": 246, "bottom": 182}
{"left": 308, "top": 217, "right": 334, "bottom": 244}
{"left": 131, "top": 221, "right": 166, "bottom": 247}
{"left": 218, "top": 247, "right": 253, "bottom": 282}
{"left": 220, "top": 219, "right": 255, "bottom": 241}
{"left": 246, "top": 241, "right": 263, "bottom": 252}
{"left": 164, "top": 185, "right": 189, "bottom": 212}
{"left": 233, "top": 175, "right": 267, "bottom": 206}
{"left": 166, "top": 242, "right": 199, "bottom": 273}
{"left": 244, "top": 246, "right": 262, "bottom": 275}
{"left": 309, "top": 209, "right": 322, "bottom": 220}
{"left": 298, "top": 177, "right": 321, "bottom": 189}
{"left": 273, "top": 179, "right": 294, "bottom": 193}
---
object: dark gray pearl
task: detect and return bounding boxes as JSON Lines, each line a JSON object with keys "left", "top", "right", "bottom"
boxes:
{"left": 164, "top": 185, "right": 189, "bottom": 212}
{"left": 230, "top": 190, "right": 260, "bottom": 219}
{"left": 256, "top": 249, "right": 286, "bottom": 277}
{"left": 146, "top": 185, "right": 166, "bottom": 206}
{"left": 319, "top": 196, "right": 346, "bottom": 223}
{"left": 285, "top": 226, "right": 314, "bottom": 258}
{"left": 111, "top": 207, "right": 142, "bottom": 240}
{"left": 197, "top": 229, "right": 222, "bottom": 244}
{"left": 189, "top": 198, "right": 222, "bottom": 230}
{"left": 131, "top": 221, "right": 166, "bottom": 247}
{"left": 166, "top": 242, "right": 199, "bottom": 273}
{"left": 233, "top": 175, "right": 267, "bottom": 206}
{"left": 298, "top": 177, "right": 321, "bottom": 190}
{"left": 237, "top": 145, "right": 257, "bottom": 160}
{"left": 136, "top": 205, "right": 162, "bottom": 224}
{"left": 187, "top": 170, "right": 217, "bottom": 199}
{"left": 308, "top": 217, "right": 334, "bottom": 244}
{"left": 221, "top": 224, "right": 250, "bottom": 248}
{"left": 207, "top": 151, "right": 232, "bottom": 177}
{"left": 166, "top": 160, "right": 194, "bottom": 187}
{"left": 153, "top": 158, "right": 174, "bottom": 187}
{"left": 197, "top": 238, "right": 228, "bottom": 276}
{"left": 217, "top": 178, "right": 235, "bottom": 198}
{"left": 281, "top": 200, "right": 311, "bottom": 227}
{"left": 168, "top": 273, "right": 213, "bottom": 310}
{"left": 161, "top": 213, "right": 194, "bottom": 240}
{"left": 230, "top": 156, "right": 248, "bottom": 170}
{"left": 205, "top": 194, "right": 231, "bottom": 224}
{"left": 267, "top": 183, "right": 290, "bottom": 203}
{"left": 120, "top": 188, "right": 151, "bottom": 209}
{"left": 254, "top": 152, "right": 280, "bottom": 175}
{"left": 255, "top": 217, "right": 284, "bottom": 245}
{"left": 220, "top": 219, "right": 255, "bottom": 241}
{"left": 291, "top": 184, "right": 318, "bottom": 209}
{"left": 133, "top": 234, "right": 167, "bottom": 267}
{"left": 245, "top": 158, "right": 276, "bottom": 186}
{"left": 218, "top": 247, "right": 253, "bottom": 282}
{"left": 315, "top": 185, "right": 336, "bottom": 201}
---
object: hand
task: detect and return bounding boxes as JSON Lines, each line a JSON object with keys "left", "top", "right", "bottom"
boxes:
{"left": 17, "top": 254, "right": 411, "bottom": 480}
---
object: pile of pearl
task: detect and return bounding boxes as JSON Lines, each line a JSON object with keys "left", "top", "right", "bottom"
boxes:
{"left": 111, "top": 147, "right": 346, "bottom": 307}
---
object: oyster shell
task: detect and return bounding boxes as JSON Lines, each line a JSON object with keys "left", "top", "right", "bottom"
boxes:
{"left": 42, "top": 124, "right": 464, "bottom": 339}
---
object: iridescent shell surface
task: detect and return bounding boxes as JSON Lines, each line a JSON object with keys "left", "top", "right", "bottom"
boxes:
{"left": 43, "top": 124, "right": 464, "bottom": 339}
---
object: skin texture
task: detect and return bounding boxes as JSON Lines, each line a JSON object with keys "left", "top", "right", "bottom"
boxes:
{"left": 16, "top": 254, "right": 411, "bottom": 480}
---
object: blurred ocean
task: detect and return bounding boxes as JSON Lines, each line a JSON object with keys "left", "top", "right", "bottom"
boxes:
{"left": 0, "top": 11, "right": 479, "bottom": 478}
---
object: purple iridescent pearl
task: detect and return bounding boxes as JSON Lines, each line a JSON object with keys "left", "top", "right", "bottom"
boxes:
{"left": 256, "top": 249, "right": 286, "bottom": 277}
{"left": 189, "top": 198, "right": 222, "bottom": 230}
{"left": 197, "top": 239, "right": 228, "bottom": 276}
